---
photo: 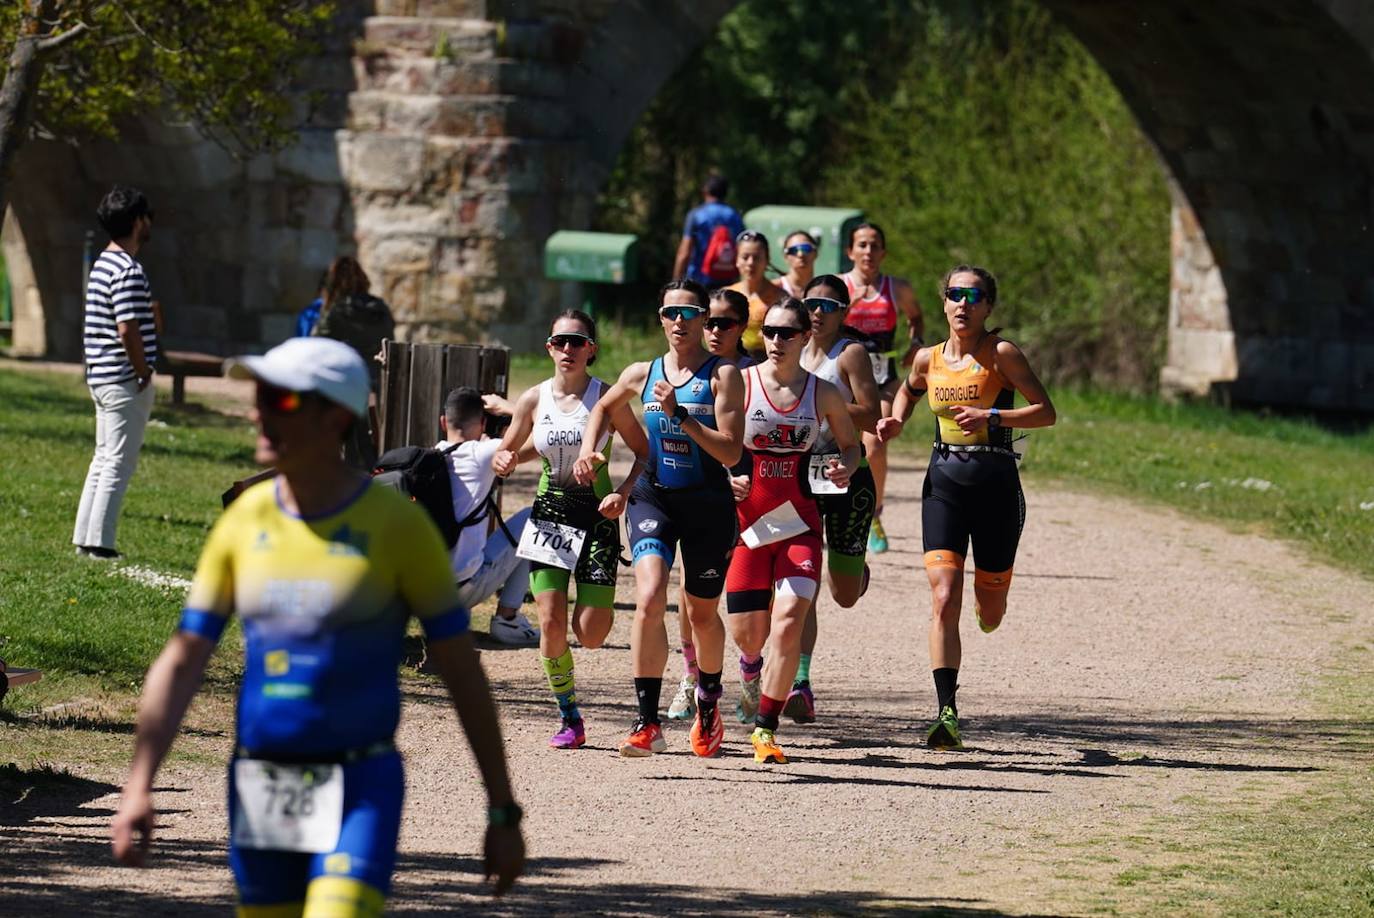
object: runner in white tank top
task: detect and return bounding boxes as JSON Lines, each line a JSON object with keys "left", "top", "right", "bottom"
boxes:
{"left": 787, "top": 274, "right": 883, "bottom": 722}
{"left": 533, "top": 377, "right": 608, "bottom": 487}
{"left": 778, "top": 230, "right": 819, "bottom": 302}
{"left": 492, "top": 311, "right": 648, "bottom": 750}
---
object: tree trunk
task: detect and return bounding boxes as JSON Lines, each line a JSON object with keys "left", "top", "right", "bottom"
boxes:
{"left": 0, "top": 2, "right": 54, "bottom": 222}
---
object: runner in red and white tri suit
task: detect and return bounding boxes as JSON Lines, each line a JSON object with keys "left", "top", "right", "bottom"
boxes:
{"left": 842, "top": 222, "right": 923, "bottom": 554}
{"left": 725, "top": 298, "right": 860, "bottom": 764}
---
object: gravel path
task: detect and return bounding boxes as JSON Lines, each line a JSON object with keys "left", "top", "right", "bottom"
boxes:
{"left": 3, "top": 443, "right": 1370, "bottom": 914}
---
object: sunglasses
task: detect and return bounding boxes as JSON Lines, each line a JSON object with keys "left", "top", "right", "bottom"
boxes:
{"left": 762, "top": 325, "right": 806, "bottom": 342}
{"left": 547, "top": 333, "right": 592, "bottom": 349}
{"left": 704, "top": 316, "right": 741, "bottom": 332}
{"left": 945, "top": 286, "right": 988, "bottom": 305}
{"left": 256, "top": 383, "right": 307, "bottom": 414}
{"left": 660, "top": 305, "right": 706, "bottom": 321}
{"left": 785, "top": 243, "right": 816, "bottom": 257}
{"left": 804, "top": 296, "right": 845, "bottom": 314}
{"left": 736, "top": 230, "right": 766, "bottom": 243}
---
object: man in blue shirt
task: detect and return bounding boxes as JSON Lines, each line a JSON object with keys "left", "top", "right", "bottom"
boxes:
{"left": 672, "top": 174, "right": 745, "bottom": 288}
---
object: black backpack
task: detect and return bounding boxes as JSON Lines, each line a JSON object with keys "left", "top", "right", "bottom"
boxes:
{"left": 372, "top": 443, "right": 504, "bottom": 549}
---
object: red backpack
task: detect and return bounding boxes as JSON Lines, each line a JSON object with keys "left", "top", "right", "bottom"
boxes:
{"left": 699, "top": 224, "right": 739, "bottom": 283}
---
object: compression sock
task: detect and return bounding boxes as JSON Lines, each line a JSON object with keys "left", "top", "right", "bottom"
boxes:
{"left": 541, "top": 649, "right": 580, "bottom": 722}
{"left": 634, "top": 676, "right": 663, "bottom": 725}
{"left": 740, "top": 652, "right": 764, "bottom": 683}
{"left": 795, "top": 653, "right": 812, "bottom": 685}
{"left": 755, "top": 694, "right": 785, "bottom": 732}
{"left": 697, "top": 669, "right": 723, "bottom": 711}
{"left": 933, "top": 667, "right": 959, "bottom": 717}
{"left": 682, "top": 640, "right": 699, "bottom": 680}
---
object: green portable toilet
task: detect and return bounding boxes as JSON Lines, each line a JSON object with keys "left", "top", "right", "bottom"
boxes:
{"left": 743, "top": 206, "right": 865, "bottom": 276}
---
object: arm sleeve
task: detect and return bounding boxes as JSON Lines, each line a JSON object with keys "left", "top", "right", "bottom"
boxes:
{"left": 394, "top": 502, "right": 470, "bottom": 640}
{"left": 179, "top": 511, "right": 239, "bottom": 643}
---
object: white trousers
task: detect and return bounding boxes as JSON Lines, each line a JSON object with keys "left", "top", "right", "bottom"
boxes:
{"left": 72, "top": 379, "right": 155, "bottom": 550}
{"left": 455, "top": 507, "right": 532, "bottom": 611}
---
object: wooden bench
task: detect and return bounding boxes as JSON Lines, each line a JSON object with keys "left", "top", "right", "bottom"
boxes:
{"left": 158, "top": 350, "right": 225, "bottom": 405}
{"left": 0, "top": 658, "right": 42, "bottom": 704}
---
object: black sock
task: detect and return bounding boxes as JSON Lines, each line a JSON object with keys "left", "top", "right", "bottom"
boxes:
{"left": 755, "top": 710, "right": 781, "bottom": 732}
{"left": 697, "top": 669, "right": 723, "bottom": 703}
{"left": 933, "top": 668, "right": 959, "bottom": 716}
{"left": 634, "top": 677, "right": 662, "bottom": 725}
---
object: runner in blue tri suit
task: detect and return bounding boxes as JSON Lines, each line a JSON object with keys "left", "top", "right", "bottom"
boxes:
{"left": 111, "top": 337, "right": 525, "bottom": 915}
{"left": 576, "top": 279, "right": 745, "bottom": 758}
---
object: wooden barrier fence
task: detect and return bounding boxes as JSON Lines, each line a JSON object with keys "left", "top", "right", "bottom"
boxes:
{"left": 378, "top": 341, "right": 510, "bottom": 452}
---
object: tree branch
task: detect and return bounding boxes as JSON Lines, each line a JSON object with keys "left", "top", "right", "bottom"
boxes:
{"left": 36, "top": 21, "right": 88, "bottom": 52}
{"left": 111, "top": 0, "right": 181, "bottom": 54}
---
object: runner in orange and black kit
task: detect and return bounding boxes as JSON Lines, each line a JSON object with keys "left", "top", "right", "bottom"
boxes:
{"left": 843, "top": 222, "right": 923, "bottom": 554}
{"left": 877, "top": 265, "right": 1055, "bottom": 750}
{"left": 726, "top": 297, "right": 860, "bottom": 764}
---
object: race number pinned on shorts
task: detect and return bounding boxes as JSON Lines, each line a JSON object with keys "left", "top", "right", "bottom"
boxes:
{"left": 807, "top": 453, "right": 848, "bottom": 495}
{"left": 869, "top": 353, "right": 892, "bottom": 386}
{"left": 232, "top": 759, "right": 343, "bottom": 853}
{"left": 516, "top": 518, "right": 586, "bottom": 570}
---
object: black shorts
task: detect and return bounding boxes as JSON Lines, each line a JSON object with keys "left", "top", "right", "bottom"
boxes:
{"left": 529, "top": 484, "right": 621, "bottom": 593}
{"left": 921, "top": 448, "right": 1025, "bottom": 574}
{"left": 814, "top": 459, "right": 877, "bottom": 575}
{"left": 626, "top": 478, "right": 736, "bottom": 599}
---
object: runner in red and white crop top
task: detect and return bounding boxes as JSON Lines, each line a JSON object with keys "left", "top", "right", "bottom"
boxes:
{"left": 724, "top": 298, "right": 860, "bottom": 765}
{"left": 842, "top": 223, "right": 924, "bottom": 556}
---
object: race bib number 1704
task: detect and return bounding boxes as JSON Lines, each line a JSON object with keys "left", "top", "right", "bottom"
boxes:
{"left": 516, "top": 518, "right": 587, "bottom": 570}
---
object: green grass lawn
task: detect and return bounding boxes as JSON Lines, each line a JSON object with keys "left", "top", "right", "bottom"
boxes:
{"left": 2, "top": 354, "right": 1372, "bottom": 912}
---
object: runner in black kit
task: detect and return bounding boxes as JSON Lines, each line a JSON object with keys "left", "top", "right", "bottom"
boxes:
{"left": 877, "top": 265, "right": 1055, "bottom": 749}
{"left": 576, "top": 280, "right": 745, "bottom": 757}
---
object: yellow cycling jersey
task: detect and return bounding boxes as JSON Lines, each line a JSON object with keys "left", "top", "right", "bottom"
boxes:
{"left": 926, "top": 340, "right": 1015, "bottom": 451}
{"left": 181, "top": 477, "right": 467, "bottom": 756}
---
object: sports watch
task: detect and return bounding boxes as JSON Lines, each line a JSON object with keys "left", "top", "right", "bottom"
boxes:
{"left": 488, "top": 801, "right": 523, "bottom": 828}
{"left": 672, "top": 404, "right": 689, "bottom": 422}
{"left": 987, "top": 408, "right": 1002, "bottom": 428}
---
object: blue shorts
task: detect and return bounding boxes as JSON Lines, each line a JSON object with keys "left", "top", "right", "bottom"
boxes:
{"left": 625, "top": 479, "right": 736, "bottom": 598}
{"left": 229, "top": 749, "right": 404, "bottom": 909}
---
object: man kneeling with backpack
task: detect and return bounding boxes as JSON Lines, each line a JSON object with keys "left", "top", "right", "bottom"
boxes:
{"left": 437, "top": 387, "right": 539, "bottom": 646}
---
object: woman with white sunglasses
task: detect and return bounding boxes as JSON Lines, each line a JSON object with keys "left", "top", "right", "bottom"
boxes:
{"left": 777, "top": 229, "right": 820, "bottom": 298}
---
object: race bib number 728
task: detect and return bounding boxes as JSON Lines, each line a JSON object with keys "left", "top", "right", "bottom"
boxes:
{"left": 232, "top": 759, "right": 344, "bottom": 853}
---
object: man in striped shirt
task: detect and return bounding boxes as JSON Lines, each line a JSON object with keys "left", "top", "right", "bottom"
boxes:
{"left": 73, "top": 185, "right": 159, "bottom": 560}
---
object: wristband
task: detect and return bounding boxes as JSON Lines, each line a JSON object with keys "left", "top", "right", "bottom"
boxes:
{"left": 488, "top": 802, "right": 523, "bottom": 828}
{"left": 903, "top": 379, "right": 925, "bottom": 399}
{"left": 672, "top": 404, "right": 689, "bottom": 422}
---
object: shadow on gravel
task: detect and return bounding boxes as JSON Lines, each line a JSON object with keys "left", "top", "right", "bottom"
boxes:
{"left": 0, "top": 831, "right": 231, "bottom": 916}
{"left": 390, "top": 852, "right": 1056, "bottom": 916}
{"left": 976, "top": 712, "right": 1372, "bottom": 758}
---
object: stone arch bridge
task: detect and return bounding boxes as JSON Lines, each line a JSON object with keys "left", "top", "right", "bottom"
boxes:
{"left": 5, "top": 0, "right": 1372, "bottom": 410}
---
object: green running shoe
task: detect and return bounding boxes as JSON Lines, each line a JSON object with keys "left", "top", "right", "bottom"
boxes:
{"left": 926, "top": 705, "right": 963, "bottom": 750}
{"left": 868, "top": 516, "right": 889, "bottom": 554}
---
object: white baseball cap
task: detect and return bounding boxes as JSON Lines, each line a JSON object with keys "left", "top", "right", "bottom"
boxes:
{"left": 226, "top": 337, "right": 370, "bottom": 418}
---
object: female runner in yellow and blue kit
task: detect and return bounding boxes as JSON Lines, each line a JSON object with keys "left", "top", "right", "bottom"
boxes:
{"left": 878, "top": 266, "right": 1055, "bottom": 750}
{"left": 111, "top": 337, "right": 523, "bottom": 915}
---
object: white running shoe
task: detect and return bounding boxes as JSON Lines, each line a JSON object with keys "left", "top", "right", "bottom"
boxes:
{"left": 489, "top": 612, "right": 540, "bottom": 646}
{"left": 736, "top": 678, "right": 761, "bottom": 724}
{"left": 667, "top": 674, "right": 697, "bottom": 721}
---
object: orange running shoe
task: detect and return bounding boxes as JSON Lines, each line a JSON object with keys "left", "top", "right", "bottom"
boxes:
{"left": 618, "top": 718, "right": 667, "bottom": 757}
{"left": 690, "top": 702, "right": 724, "bottom": 757}
{"left": 750, "top": 727, "right": 788, "bottom": 764}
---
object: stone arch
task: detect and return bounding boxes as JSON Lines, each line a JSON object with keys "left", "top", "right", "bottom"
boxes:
{"left": 544, "top": 0, "right": 1374, "bottom": 408}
